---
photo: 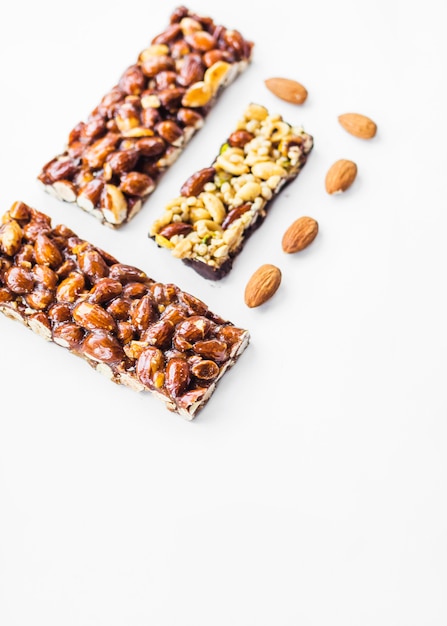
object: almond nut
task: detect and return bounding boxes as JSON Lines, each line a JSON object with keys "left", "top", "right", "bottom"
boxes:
{"left": 155, "top": 120, "right": 184, "bottom": 146}
{"left": 193, "top": 339, "right": 227, "bottom": 361}
{"left": 141, "top": 319, "right": 175, "bottom": 349}
{"left": 325, "top": 159, "right": 357, "bottom": 194}
{"left": 34, "top": 233, "right": 63, "bottom": 268}
{"left": 338, "top": 113, "right": 377, "bottom": 139}
{"left": 0, "top": 220, "right": 23, "bottom": 256}
{"left": 158, "top": 222, "right": 194, "bottom": 239}
{"left": 82, "top": 133, "right": 120, "bottom": 169}
{"left": 228, "top": 129, "right": 254, "bottom": 148}
{"left": 73, "top": 301, "right": 117, "bottom": 333}
{"left": 100, "top": 184, "right": 128, "bottom": 225}
{"left": 25, "top": 289, "right": 55, "bottom": 310}
{"left": 120, "top": 172, "right": 155, "bottom": 197}
{"left": 88, "top": 278, "right": 123, "bottom": 304}
{"left": 221, "top": 203, "right": 251, "bottom": 229}
{"left": 4, "top": 266, "right": 34, "bottom": 294}
{"left": 282, "top": 216, "right": 319, "bottom": 253}
{"left": 185, "top": 30, "right": 216, "bottom": 52}
{"left": 141, "top": 54, "right": 175, "bottom": 78}
{"left": 53, "top": 322, "right": 85, "bottom": 349}
{"left": 244, "top": 264, "right": 282, "bottom": 308}
{"left": 165, "top": 356, "right": 190, "bottom": 397}
{"left": 180, "top": 167, "right": 216, "bottom": 197}
{"left": 264, "top": 77, "right": 308, "bottom": 104}
{"left": 177, "top": 55, "right": 205, "bottom": 87}
{"left": 131, "top": 294, "right": 158, "bottom": 331}
{"left": 56, "top": 272, "right": 85, "bottom": 302}
{"left": 81, "top": 330, "right": 125, "bottom": 365}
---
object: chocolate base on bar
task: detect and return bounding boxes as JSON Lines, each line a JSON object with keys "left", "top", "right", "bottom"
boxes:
{"left": 149, "top": 103, "right": 313, "bottom": 280}
{"left": 0, "top": 202, "right": 249, "bottom": 419}
{"left": 37, "top": 6, "right": 254, "bottom": 228}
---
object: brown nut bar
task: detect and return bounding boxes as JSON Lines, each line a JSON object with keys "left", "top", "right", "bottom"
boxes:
{"left": 0, "top": 202, "right": 249, "bottom": 419}
{"left": 149, "top": 103, "right": 313, "bottom": 279}
{"left": 37, "top": 6, "right": 254, "bottom": 228}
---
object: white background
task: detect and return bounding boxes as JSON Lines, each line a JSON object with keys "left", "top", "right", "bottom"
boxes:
{"left": 1, "top": 1, "right": 446, "bottom": 624}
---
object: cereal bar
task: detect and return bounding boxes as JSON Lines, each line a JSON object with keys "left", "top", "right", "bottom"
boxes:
{"left": 149, "top": 103, "right": 313, "bottom": 279}
{"left": 0, "top": 202, "right": 249, "bottom": 419}
{"left": 37, "top": 6, "right": 254, "bottom": 227}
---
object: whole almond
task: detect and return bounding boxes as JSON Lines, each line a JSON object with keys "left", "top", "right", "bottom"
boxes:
{"left": 73, "top": 301, "right": 117, "bottom": 333}
{"left": 34, "top": 233, "right": 63, "bottom": 268}
{"left": 282, "top": 216, "right": 319, "bottom": 253}
{"left": 180, "top": 167, "right": 216, "bottom": 197}
{"left": 264, "top": 77, "right": 308, "bottom": 105}
{"left": 120, "top": 172, "right": 155, "bottom": 196}
{"left": 244, "top": 264, "right": 282, "bottom": 308}
{"left": 325, "top": 159, "right": 357, "bottom": 194}
{"left": 155, "top": 120, "right": 184, "bottom": 145}
{"left": 158, "top": 221, "right": 194, "bottom": 239}
{"left": 81, "top": 330, "right": 125, "bottom": 365}
{"left": 0, "top": 220, "right": 23, "bottom": 256}
{"left": 338, "top": 113, "right": 377, "bottom": 139}
{"left": 165, "top": 356, "right": 191, "bottom": 397}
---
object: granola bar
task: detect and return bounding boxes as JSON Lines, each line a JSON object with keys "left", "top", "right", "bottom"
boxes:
{"left": 149, "top": 103, "right": 313, "bottom": 279}
{"left": 37, "top": 6, "right": 254, "bottom": 227}
{"left": 0, "top": 202, "right": 249, "bottom": 419}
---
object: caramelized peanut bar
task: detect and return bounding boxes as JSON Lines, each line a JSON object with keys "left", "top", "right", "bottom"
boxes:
{"left": 0, "top": 202, "right": 249, "bottom": 419}
{"left": 37, "top": 6, "right": 254, "bottom": 227}
{"left": 149, "top": 103, "right": 313, "bottom": 279}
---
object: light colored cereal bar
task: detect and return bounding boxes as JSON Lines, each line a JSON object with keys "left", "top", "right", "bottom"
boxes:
{"left": 149, "top": 103, "right": 313, "bottom": 279}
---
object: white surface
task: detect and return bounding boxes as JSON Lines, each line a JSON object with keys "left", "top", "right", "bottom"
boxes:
{"left": 1, "top": 1, "right": 446, "bottom": 624}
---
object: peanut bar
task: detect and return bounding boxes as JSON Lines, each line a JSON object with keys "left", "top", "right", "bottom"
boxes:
{"left": 37, "top": 6, "right": 254, "bottom": 227}
{"left": 0, "top": 202, "right": 249, "bottom": 419}
{"left": 149, "top": 103, "right": 313, "bottom": 279}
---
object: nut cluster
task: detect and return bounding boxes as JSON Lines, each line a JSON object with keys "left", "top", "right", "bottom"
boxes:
{"left": 149, "top": 103, "right": 313, "bottom": 278}
{"left": 37, "top": 6, "right": 254, "bottom": 227}
{"left": 0, "top": 201, "right": 249, "bottom": 419}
